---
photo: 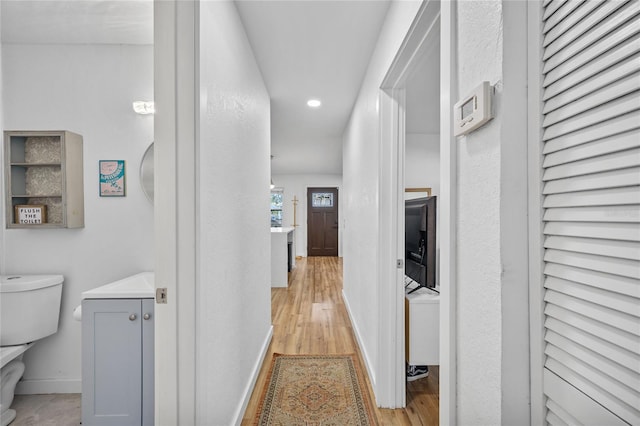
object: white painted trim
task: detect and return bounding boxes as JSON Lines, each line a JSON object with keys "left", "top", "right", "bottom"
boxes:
{"left": 439, "top": 1, "right": 457, "bottom": 424}
{"left": 343, "top": 290, "right": 377, "bottom": 393}
{"left": 0, "top": 11, "right": 4, "bottom": 272}
{"left": 154, "top": 1, "right": 198, "bottom": 424}
{"left": 527, "top": 1, "right": 546, "bottom": 424}
{"left": 15, "top": 379, "right": 81, "bottom": 395}
{"left": 500, "top": 2, "right": 532, "bottom": 421}
{"left": 377, "top": 86, "right": 406, "bottom": 408}
{"left": 394, "top": 90, "right": 407, "bottom": 408}
{"left": 232, "top": 326, "right": 273, "bottom": 426}
{"left": 378, "top": 0, "right": 445, "bottom": 410}
{"left": 177, "top": 1, "right": 197, "bottom": 423}
{"left": 154, "top": 2, "right": 179, "bottom": 424}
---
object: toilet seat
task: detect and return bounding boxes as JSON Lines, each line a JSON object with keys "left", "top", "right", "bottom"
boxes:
{"left": 0, "top": 344, "right": 32, "bottom": 369}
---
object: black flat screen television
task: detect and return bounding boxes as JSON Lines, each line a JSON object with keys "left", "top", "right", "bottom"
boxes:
{"left": 405, "top": 196, "right": 436, "bottom": 293}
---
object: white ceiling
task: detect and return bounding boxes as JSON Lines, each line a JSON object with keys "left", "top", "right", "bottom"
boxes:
{"left": 235, "top": 1, "right": 390, "bottom": 174}
{"left": 1, "top": 1, "right": 438, "bottom": 175}
{"left": 0, "top": 1, "right": 153, "bottom": 45}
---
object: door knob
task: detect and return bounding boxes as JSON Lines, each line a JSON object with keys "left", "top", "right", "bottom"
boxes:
{"left": 143, "top": 313, "right": 151, "bottom": 320}
{"left": 129, "top": 314, "right": 137, "bottom": 321}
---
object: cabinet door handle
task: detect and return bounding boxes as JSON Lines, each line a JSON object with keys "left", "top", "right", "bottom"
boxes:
{"left": 129, "top": 314, "right": 137, "bottom": 321}
{"left": 143, "top": 313, "right": 151, "bottom": 320}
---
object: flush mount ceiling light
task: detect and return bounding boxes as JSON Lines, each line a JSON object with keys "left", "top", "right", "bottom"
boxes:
{"left": 133, "top": 101, "right": 155, "bottom": 115}
{"left": 307, "top": 99, "right": 322, "bottom": 108}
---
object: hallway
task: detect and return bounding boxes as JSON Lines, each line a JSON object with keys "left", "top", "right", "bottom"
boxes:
{"left": 241, "top": 257, "right": 439, "bottom": 425}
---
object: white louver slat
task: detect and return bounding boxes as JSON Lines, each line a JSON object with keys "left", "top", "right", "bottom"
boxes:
{"left": 540, "top": 1, "right": 640, "bottom": 424}
{"left": 543, "top": 148, "right": 640, "bottom": 181}
{"left": 544, "top": 370, "right": 629, "bottom": 426}
{"left": 543, "top": 1, "right": 592, "bottom": 40}
{"left": 543, "top": 94, "right": 640, "bottom": 140}
{"left": 544, "top": 235, "right": 640, "bottom": 260}
{"left": 543, "top": 111, "right": 640, "bottom": 154}
{"left": 546, "top": 307, "right": 639, "bottom": 355}
{"left": 543, "top": 73, "right": 640, "bottom": 126}
{"left": 546, "top": 398, "right": 580, "bottom": 426}
{"left": 544, "top": 222, "right": 640, "bottom": 242}
{"left": 543, "top": 55, "right": 640, "bottom": 112}
{"left": 543, "top": 130, "right": 640, "bottom": 167}
{"left": 542, "top": 0, "right": 567, "bottom": 21}
{"left": 545, "top": 263, "right": 640, "bottom": 297}
{"left": 543, "top": 16, "right": 640, "bottom": 87}
{"left": 542, "top": 1, "right": 638, "bottom": 67}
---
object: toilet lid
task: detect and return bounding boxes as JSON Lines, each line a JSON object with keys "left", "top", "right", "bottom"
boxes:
{"left": 0, "top": 275, "right": 64, "bottom": 292}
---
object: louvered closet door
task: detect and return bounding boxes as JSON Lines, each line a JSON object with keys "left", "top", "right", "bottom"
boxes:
{"left": 540, "top": 1, "right": 640, "bottom": 425}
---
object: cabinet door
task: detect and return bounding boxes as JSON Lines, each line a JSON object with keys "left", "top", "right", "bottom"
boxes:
{"left": 141, "top": 299, "right": 154, "bottom": 426}
{"left": 82, "top": 299, "right": 142, "bottom": 426}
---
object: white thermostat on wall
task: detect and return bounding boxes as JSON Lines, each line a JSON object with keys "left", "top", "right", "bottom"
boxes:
{"left": 453, "top": 81, "right": 494, "bottom": 137}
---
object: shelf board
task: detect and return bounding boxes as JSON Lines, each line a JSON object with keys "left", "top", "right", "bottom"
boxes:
{"left": 11, "top": 194, "right": 63, "bottom": 198}
{"left": 7, "top": 223, "right": 64, "bottom": 229}
{"left": 10, "top": 163, "right": 62, "bottom": 167}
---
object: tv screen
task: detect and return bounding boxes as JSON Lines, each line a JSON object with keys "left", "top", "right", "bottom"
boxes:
{"left": 405, "top": 196, "right": 436, "bottom": 293}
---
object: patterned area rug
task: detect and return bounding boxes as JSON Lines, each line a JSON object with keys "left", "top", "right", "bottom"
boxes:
{"left": 256, "top": 354, "right": 377, "bottom": 425}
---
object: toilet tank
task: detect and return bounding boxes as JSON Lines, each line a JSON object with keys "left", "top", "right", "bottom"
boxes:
{"left": 0, "top": 275, "right": 64, "bottom": 346}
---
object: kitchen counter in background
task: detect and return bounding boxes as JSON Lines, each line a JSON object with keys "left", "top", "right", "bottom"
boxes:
{"left": 270, "top": 227, "right": 295, "bottom": 287}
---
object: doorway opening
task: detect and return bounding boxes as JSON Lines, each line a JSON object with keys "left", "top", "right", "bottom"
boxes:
{"left": 378, "top": 0, "right": 456, "bottom": 421}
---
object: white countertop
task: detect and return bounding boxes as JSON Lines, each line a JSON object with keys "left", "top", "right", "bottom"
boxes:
{"left": 270, "top": 226, "right": 295, "bottom": 233}
{"left": 82, "top": 272, "right": 154, "bottom": 299}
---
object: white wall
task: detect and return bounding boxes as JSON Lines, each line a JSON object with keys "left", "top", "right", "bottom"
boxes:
{"left": 455, "top": 0, "right": 530, "bottom": 423}
{"left": 196, "top": 3, "right": 272, "bottom": 424}
{"left": 405, "top": 133, "right": 439, "bottom": 194}
{"left": 271, "top": 173, "right": 342, "bottom": 257}
{"left": 342, "top": 0, "right": 422, "bottom": 401}
{"left": 455, "top": 1, "right": 503, "bottom": 422}
{"left": 2, "top": 44, "right": 154, "bottom": 393}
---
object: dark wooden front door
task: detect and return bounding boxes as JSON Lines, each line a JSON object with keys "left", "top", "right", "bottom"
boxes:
{"left": 307, "top": 187, "right": 338, "bottom": 257}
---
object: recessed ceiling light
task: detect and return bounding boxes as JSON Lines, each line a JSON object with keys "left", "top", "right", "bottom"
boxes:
{"left": 307, "top": 99, "right": 322, "bottom": 108}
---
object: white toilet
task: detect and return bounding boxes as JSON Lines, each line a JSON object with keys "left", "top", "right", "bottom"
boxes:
{"left": 0, "top": 275, "right": 63, "bottom": 426}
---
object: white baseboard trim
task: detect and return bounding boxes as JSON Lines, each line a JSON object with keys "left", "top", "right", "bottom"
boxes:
{"left": 16, "top": 378, "right": 81, "bottom": 395}
{"left": 342, "top": 289, "right": 377, "bottom": 395}
{"left": 232, "top": 325, "right": 273, "bottom": 426}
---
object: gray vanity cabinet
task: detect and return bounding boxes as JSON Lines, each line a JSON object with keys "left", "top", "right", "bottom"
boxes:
{"left": 82, "top": 299, "right": 154, "bottom": 426}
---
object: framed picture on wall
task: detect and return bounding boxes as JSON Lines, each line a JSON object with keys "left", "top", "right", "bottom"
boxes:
{"left": 405, "top": 187, "right": 431, "bottom": 200}
{"left": 99, "top": 160, "right": 126, "bottom": 197}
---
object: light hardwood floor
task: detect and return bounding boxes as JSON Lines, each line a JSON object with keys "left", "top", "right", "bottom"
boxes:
{"left": 241, "top": 256, "right": 439, "bottom": 425}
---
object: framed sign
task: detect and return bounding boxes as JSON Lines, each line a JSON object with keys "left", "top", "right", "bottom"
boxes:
{"left": 15, "top": 204, "right": 47, "bottom": 224}
{"left": 99, "top": 160, "right": 126, "bottom": 197}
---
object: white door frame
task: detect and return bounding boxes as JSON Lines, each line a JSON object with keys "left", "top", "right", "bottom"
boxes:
{"left": 527, "top": 1, "right": 545, "bottom": 424}
{"left": 154, "top": 1, "right": 198, "bottom": 424}
{"left": 378, "top": 0, "right": 457, "bottom": 421}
